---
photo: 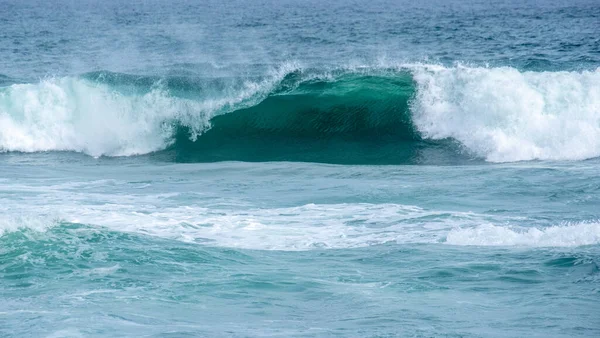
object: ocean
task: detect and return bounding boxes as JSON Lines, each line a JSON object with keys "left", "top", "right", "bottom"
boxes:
{"left": 1, "top": 0, "right": 599, "bottom": 337}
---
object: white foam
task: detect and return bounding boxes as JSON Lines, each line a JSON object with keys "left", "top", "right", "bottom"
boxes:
{"left": 61, "top": 203, "right": 457, "bottom": 250}
{"left": 1, "top": 178, "right": 598, "bottom": 250}
{"left": 0, "top": 215, "right": 57, "bottom": 236}
{"left": 0, "top": 79, "right": 182, "bottom": 156}
{"left": 446, "top": 222, "right": 600, "bottom": 247}
{"left": 0, "top": 188, "right": 471, "bottom": 250}
{"left": 0, "top": 64, "right": 296, "bottom": 157}
{"left": 2, "top": 192, "right": 599, "bottom": 250}
{"left": 411, "top": 65, "right": 600, "bottom": 162}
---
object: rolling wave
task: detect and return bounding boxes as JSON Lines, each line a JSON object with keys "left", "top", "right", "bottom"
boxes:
{"left": 0, "top": 64, "right": 599, "bottom": 164}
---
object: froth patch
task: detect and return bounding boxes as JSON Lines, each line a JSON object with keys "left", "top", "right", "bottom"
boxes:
{"left": 445, "top": 222, "right": 600, "bottom": 247}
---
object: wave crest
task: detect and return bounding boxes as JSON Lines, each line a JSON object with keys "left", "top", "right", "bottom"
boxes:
{"left": 412, "top": 65, "right": 600, "bottom": 162}
{"left": 1, "top": 64, "right": 599, "bottom": 163}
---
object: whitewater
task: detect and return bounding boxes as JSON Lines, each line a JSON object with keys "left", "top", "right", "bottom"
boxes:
{"left": 1, "top": 0, "right": 600, "bottom": 337}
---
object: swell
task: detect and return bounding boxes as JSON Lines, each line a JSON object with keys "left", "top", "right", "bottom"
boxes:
{"left": 1, "top": 64, "right": 599, "bottom": 164}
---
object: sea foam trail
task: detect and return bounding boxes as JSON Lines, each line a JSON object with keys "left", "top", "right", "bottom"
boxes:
{"left": 1, "top": 197, "right": 599, "bottom": 250}
{"left": 411, "top": 65, "right": 600, "bottom": 162}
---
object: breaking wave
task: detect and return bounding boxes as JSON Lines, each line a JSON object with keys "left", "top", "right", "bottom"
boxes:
{"left": 1, "top": 64, "right": 599, "bottom": 164}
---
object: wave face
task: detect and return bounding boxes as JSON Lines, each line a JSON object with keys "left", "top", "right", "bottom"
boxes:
{"left": 1, "top": 65, "right": 599, "bottom": 163}
{"left": 166, "top": 71, "right": 466, "bottom": 164}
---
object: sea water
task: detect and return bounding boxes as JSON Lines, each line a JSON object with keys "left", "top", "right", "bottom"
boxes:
{"left": 1, "top": 0, "right": 599, "bottom": 337}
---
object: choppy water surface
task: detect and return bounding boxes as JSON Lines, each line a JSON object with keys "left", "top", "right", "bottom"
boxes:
{"left": 1, "top": 0, "right": 599, "bottom": 337}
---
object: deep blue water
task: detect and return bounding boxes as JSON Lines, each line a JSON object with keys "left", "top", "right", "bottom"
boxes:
{"left": 1, "top": 1, "right": 600, "bottom": 337}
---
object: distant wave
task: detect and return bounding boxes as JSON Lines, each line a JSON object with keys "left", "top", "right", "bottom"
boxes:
{"left": 1, "top": 64, "right": 599, "bottom": 164}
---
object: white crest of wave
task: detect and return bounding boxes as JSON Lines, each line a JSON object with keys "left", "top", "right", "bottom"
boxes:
{"left": 0, "top": 64, "right": 296, "bottom": 157}
{"left": 411, "top": 65, "right": 600, "bottom": 162}
{"left": 0, "top": 215, "right": 56, "bottom": 236}
{"left": 446, "top": 222, "right": 600, "bottom": 247}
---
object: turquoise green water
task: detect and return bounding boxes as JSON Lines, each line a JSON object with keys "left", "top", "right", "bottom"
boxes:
{"left": 1, "top": 0, "right": 600, "bottom": 337}
{"left": 2, "top": 157, "right": 599, "bottom": 336}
